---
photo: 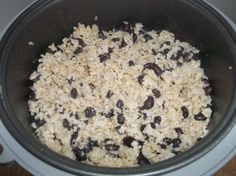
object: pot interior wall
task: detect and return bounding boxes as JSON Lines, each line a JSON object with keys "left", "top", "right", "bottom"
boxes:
{"left": 1, "top": 0, "right": 236, "bottom": 174}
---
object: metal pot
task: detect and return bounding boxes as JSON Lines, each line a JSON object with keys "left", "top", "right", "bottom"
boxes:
{"left": 0, "top": 0, "right": 236, "bottom": 175}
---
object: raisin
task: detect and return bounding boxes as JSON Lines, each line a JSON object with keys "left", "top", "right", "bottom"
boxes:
{"left": 194, "top": 112, "right": 207, "bottom": 121}
{"left": 108, "top": 47, "right": 113, "bottom": 53}
{"left": 84, "top": 107, "right": 96, "bottom": 118}
{"left": 154, "top": 116, "right": 162, "bottom": 125}
{"left": 181, "top": 106, "right": 189, "bottom": 118}
{"left": 71, "top": 88, "right": 78, "bottom": 99}
{"left": 163, "top": 48, "right": 170, "bottom": 55}
{"left": 140, "top": 96, "right": 154, "bottom": 110}
{"left": 117, "top": 114, "right": 125, "bottom": 124}
{"left": 84, "top": 139, "right": 99, "bottom": 152}
{"left": 106, "top": 90, "right": 113, "bottom": 98}
{"left": 152, "top": 89, "right": 161, "bottom": 98}
{"left": 105, "top": 144, "right": 120, "bottom": 151}
{"left": 99, "top": 53, "right": 110, "bottom": 62}
{"left": 137, "top": 151, "right": 150, "bottom": 165}
{"left": 73, "top": 47, "right": 83, "bottom": 55}
{"left": 75, "top": 38, "right": 86, "bottom": 47}
{"left": 123, "top": 136, "right": 135, "bottom": 148}
{"left": 34, "top": 119, "right": 46, "bottom": 128}
{"left": 116, "top": 100, "right": 124, "bottom": 110}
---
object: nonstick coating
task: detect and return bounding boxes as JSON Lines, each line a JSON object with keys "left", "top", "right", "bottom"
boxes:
{"left": 0, "top": 0, "right": 236, "bottom": 175}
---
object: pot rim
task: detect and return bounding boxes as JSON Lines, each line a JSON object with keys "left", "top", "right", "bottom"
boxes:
{"left": 0, "top": 0, "right": 236, "bottom": 175}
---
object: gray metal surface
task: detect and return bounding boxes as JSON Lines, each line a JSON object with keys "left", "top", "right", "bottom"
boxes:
{"left": 0, "top": 0, "right": 236, "bottom": 176}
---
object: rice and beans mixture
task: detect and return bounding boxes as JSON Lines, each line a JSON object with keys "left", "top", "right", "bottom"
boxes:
{"left": 28, "top": 22, "right": 212, "bottom": 167}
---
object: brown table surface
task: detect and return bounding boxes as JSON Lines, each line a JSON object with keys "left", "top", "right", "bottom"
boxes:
{"left": 0, "top": 156, "right": 235, "bottom": 176}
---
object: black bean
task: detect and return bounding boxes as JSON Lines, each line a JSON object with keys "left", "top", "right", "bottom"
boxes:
{"left": 159, "top": 143, "right": 167, "bottom": 149}
{"left": 29, "top": 90, "right": 37, "bottom": 101}
{"left": 140, "top": 96, "right": 154, "bottom": 110}
{"left": 104, "top": 138, "right": 112, "bottom": 143}
{"left": 143, "top": 63, "right": 162, "bottom": 77}
{"left": 202, "top": 78, "right": 210, "bottom": 85}
{"left": 143, "top": 34, "right": 153, "bottom": 42}
{"left": 105, "top": 144, "right": 120, "bottom": 151}
{"left": 116, "top": 100, "right": 124, "bottom": 110}
{"left": 98, "top": 31, "right": 107, "bottom": 39}
{"left": 75, "top": 38, "right": 86, "bottom": 47}
{"left": 67, "top": 78, "right": 74, "bottom": 85}
{"left": 104, "top": 109, "right": 114, "bottom": 118}
{"left": 137, "top": 151, "right": 151, "bottom": 165}
{"left": 106, "top": 90, "right": 113, "bottom": 98}
{"left": 204, "top": 86, "right": 212, "bottom": 96}
{"left": 163, "top": 48, "right": 170, "bottom": 55}
{"left": 84, "top": 107, "right": 96, "bottom": 118}
{"left": 172, "top": 150, "right": 182, "bottom": 155}
{"left": 71, "top": 88, "right": 78, "bottom": 99}
{"left": 163, "top": 137, "right": 172, "bottom": 145}
{"left": 150, "top": 122, "right": 156, "bottom": 129}
{"left": 123, "top": 136, "right": 135, "bottom": 148}
{"left": 89, "top": 83, "right": 96, "bottom": 90}
{"left": 152, "top": 49, "right": 157, "bottom": 55}
{"left": 73, "top": 47, "right": 83, "bottom": 55}
{"left": 192, "top": 52, "right": 200, "bottom": 60}
{"left": 115, "top": 126, "right": 121, "bottom": 134}
{"left": 70, "top": 129, "right": 79, "bottom": 145}
{"left": 183, "top": 52, "right": 191, "bottom": 59}
{"left": 194, "top": 112, "right": 207, "bottom": 121}
{"left": 140, "top": 124, "right": 146, "bottom": 132}
{"left": 139, "top": 30, "right": 145, "bottom": 35}
{"left": 112, "top": 38, "right": 120, "bottom": 42}
{"left": 117, "top": 114, "right": 125, "bottom": 124}
{"left": 128, "top": 60, "right": 135, "bottom": 66}
{"left": 138, "top": 74, "right": 145, "bottom": 85}
{"left": 181, "top": 106, "right": 189, "bottom": 118}
{"left": 34, "top": 119, "right": 46, "bottom": 128}
{"left": 63, "top": 119, "right": 70, "bottom": 128}
{"left": 108, "top": 47, "right": 113, "bottom": 53}
{"left": 154, "top": 116, "right": 162, "bottom": 125}
{"left": 172, "top": 138, "right": 182, "bottom": 148}
{"left": 74, "top": 113, "right": 80, "bottom": 120}
{"left": 120, "top": 22, "right": 131, "bottom": 32}
{"left": 72, "top": 147, "right": 87, "bottom": 161}
{"left": 84, "top": 139, "right": 99, "bottom": 152}
{"left": 132, "top": 33, "right": 138, "bottom": 43}
{"left": 119, "top": 39, "right": 127, "bottom": 48}
{"left": 142, "top": 113, "right": 148, "bottom": 120}
{"left": 174, "top": 127, "right": 184, "bottom": 136}
{"left": 99, "top": 53, "right": 110, "bottom": 62}
{"left": 152, "top": 89, "right": 161, "bottom": 98}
